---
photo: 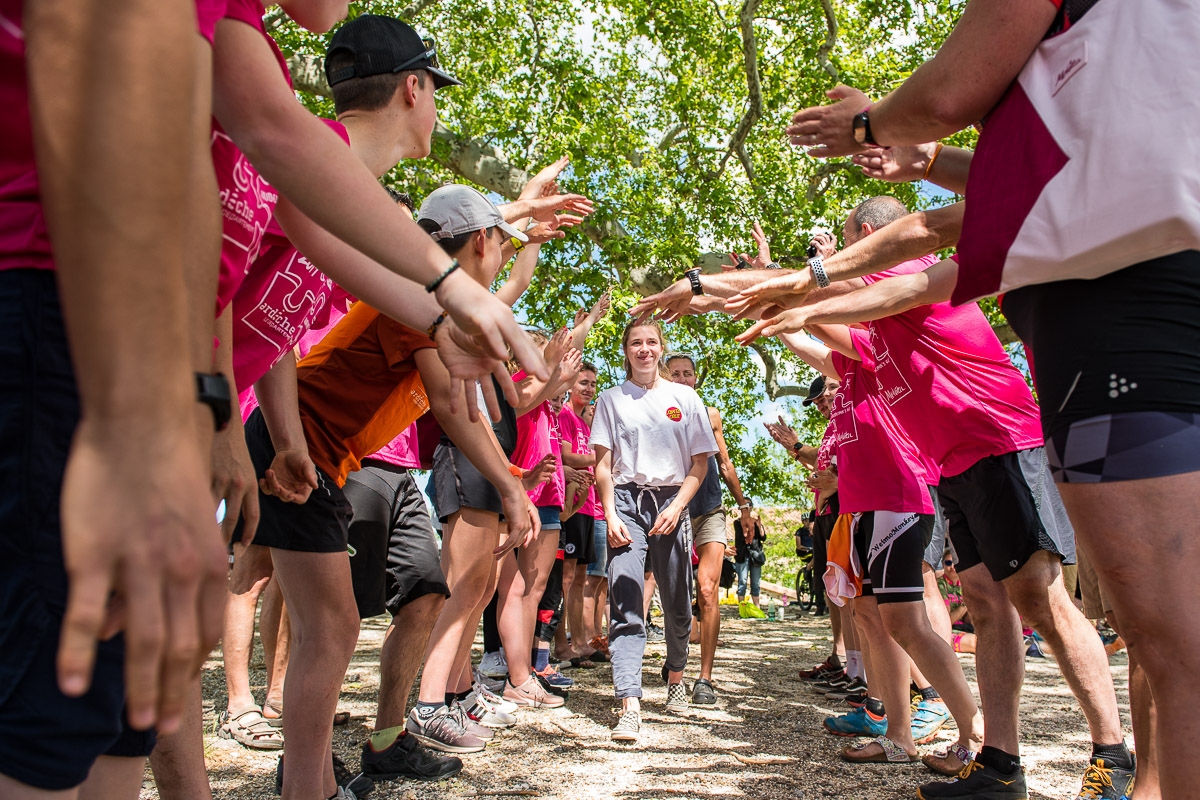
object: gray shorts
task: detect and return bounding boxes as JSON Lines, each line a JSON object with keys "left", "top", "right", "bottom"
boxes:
{"left": 923, "top": 485, "right": 947, "bottom": 570}
{"left": 431, "top": 442, "right": 504, "bottom": 521}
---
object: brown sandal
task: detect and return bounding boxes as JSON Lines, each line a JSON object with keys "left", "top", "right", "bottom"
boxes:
{"left": 922, "top": 743, "right": 973, "bottom": 776}
{"left": 841, "top": 736, "right": 918, "bottom": 764}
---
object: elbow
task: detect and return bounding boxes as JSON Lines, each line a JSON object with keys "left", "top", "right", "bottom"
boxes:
{"left": 925, "top": 92, "right": 982, "bottom": 136}
{"left": 279, "top": 2, "right": 348, "bottom": 34}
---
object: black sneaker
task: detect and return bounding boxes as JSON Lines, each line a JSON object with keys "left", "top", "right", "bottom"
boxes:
{"left": 275, "top": 754, "right": 375, "bottom": 797}
{"left": 361, "top": 733, "right": 463, "bottom": 782}
{"left": 917, "top": 760, "right": 1028, "bottom": 800}
{"left": 1076, "top": 755, "right": 1136, "bottom": 800}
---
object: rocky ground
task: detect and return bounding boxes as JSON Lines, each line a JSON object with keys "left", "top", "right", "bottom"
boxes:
{"left": 156, "top": 606, "right": 1131, "bottom": 799}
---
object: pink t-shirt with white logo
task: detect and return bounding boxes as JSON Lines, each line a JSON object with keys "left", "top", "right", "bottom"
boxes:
{"left": 558, "top": 405, "right": 598, "bottom": 518}
{"left": 513, "top": 395, "right": 565, "bottom": 509}
{"left": 862, "top": 256, "right": 1043, "bottom": 477}
{"left": 210, "top": 0, "right": 290, "bottom": 316}
{"left": 830, "top": 340, "right": 934, "bottom": 515}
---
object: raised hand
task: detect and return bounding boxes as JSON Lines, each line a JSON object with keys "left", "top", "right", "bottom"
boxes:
{"left": 851, "top": 143, "right": 938, "bottom": 183}
{"left": 786, "top": 84, "right": 873, "bottom": 158}
{"left": 809, "top": 231, "right": 837, "bottom": 259}
{"left": 734, "top": 307, "right": 811, "bottom": 344}
{"left": 559, "top": 347, "right": 583, "bottom": 381}
{"left": 523, "top": 218, "right": 567, "bottom": 246}
{"left": 436, "top": 319, "right": 518, "bottom": 422}
{"left": 434, "top": 270, "right": 548, "bottom": 380}
{"left": 542, "top": 326, "right": 572, "bottom": 367}
{"left": 725, "top": 271, "right": 812, "bottom": 319}
{"left": 522, "top": 453, "right": 558, "bottom": 491}
{"left": 521, "top": 155, "right": 571, "bottom": 200}
{"left": 259, "top": 448, "right": 318, "bottom": 503}
{"left": 629, "top": 278, "right": 693, "bottom": 323}
{"left": 523, "top": 192, "right": 595, "bottom": 223}
{"left": 764, "top": 415, "right": 800, "bottom": 450}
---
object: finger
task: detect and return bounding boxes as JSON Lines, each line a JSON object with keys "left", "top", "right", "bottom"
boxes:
{"left": 496, "top": 362, "right": 520, "bottom": 408}
{"left": 99, "top": 593, "right": 127, "bottom": 641}
{"left": 57, "top": 558, "right": 113, "bottom": 699}
{"left": 219, "top": 487, "right": 242, "bottom": 543}
{"left": 156, "top": 549, "right": 205, "bottom": 734}
{"left": 480, "top": 377, "right": 502, "bottom": 423}
{"left": 119, "top": 558, "right": 166, "bottom": 730}
{"left": 303, "top": 460, "right": 319, "bottom": 490}
{"left": 735, "top": 318, "right": 771, "bottom": 345}
{"left": 507, "top": 328, "right": 549, "bottom": 381}
{"left": 826, "top": 83, "right": 853, "bottom": 100}
{"left": 238, "top": 491, "right": 260, "bottom": 548}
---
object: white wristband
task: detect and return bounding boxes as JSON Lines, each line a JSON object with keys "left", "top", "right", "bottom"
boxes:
{"left": 808, "top": 256, "right": 830, "bottom": 288}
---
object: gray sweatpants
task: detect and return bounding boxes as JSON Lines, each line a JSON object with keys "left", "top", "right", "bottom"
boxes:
{"left": 607, "top": 484, "right": 693, "bottom": 699}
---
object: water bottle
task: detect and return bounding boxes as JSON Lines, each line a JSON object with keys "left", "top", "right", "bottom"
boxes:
{"left": 767, "top": 597, "right": 777, "bottom": 621}
{"left": 778, "top": 592, "right": 788, "bottom": 621}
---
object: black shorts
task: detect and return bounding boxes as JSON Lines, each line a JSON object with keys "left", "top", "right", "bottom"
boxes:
{"left": 241, "top": 408, "right": 353, "bottom": 553}
{"left": 431, "top": 442, "right": 504, "bottom": 521}
{"left": 936, "top": 448, "right": 1075, "bottom": 581}
{"left": 561, "top": 513, "right": 597, "bottom": 564}
{"left": 0, "top": 270, "right": 155, "bottom": 789}
{"left": 343, "top": 461, "right": 449, "bottom": 618}
{"left": 853, "top": 511, "right": 932, "bottom": 605}
{"left": 1003, "top": 250, "right": 1200, "bottom": 482}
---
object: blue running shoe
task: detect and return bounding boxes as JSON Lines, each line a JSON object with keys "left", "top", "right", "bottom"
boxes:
{"left": 911, "top": 699, "right": 951, "bottom": 744}
{"left": 823, "top": 707, "right": 887, "bottom": 737}
{"left": 534, "top": 666, "right": 574, "bottom": 689}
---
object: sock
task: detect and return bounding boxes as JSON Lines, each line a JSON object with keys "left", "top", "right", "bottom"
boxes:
{"left": 369, "top": 725, "right": 405, "bottom": 752}
{"left": 445, "top": 693, "right": 457, "bottom": 708}
{"left": 977, "top": 746, "right": 1020, "bottom": 775}
{"left": 845, "top": 650, "right": 862, "bottom": 679}
{"left": 919, "top": 686, "right": 941, "bottom": 701}
{"left": 533, "top": 646, "right": 550, "bottom": 672}
{"left": 864, "top": 697, "right": 886, "bottom": 717}
{"left": 415, "top": 701, "right": 442, "bottom": 719}
{"left": 1091, "top": 741, "right": 1133, "bottom": 770}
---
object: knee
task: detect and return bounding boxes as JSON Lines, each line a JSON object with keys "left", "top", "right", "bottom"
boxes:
{"left": 697, "top": 581, "right": 718, "bottom": 608}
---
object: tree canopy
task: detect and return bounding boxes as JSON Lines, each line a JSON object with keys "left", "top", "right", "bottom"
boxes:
{"left": 271, "top": 0, "right": 985, "bottom": 504}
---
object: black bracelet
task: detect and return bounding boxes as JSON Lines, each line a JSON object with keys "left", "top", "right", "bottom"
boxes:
{"left": 427, "top": 311, "right": 448, "bottom": 339}
{"left": 425, "top": 259, "right": 460, "bottom": 293}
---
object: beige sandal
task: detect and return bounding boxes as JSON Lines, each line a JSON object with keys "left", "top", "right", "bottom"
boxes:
{"left": 219, "top": 705, "right": 284, "bottom": 750}
{"left": 841, "top": 735, "right": 918, "bottom": 764}
{"left": 922, "top": 742, "right": 974, "bottom": 776}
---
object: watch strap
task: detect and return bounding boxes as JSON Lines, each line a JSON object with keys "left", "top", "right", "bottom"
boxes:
{"left": 808, "top": 256, "right": 831, "bottom": 289}
{"left": 196, "top": 372, "right": 232, "bottom": 432}
{"left": 685, "top": 268, "right": 703, "bottom": 296}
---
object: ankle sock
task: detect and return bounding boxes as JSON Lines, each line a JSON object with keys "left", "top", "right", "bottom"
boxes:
{"left": 369, "top": 725, "right": 405, "bottom": 752}
{"left": 845, "top": 650, "right": 862, "bottom": 679}
{"left": 415, "top": 701, "right": 442, "bottom": 719}
{"left": 533, "top": 646, "right": 550, "bottom": 672}
{"left": 919, "top": 686, "right": 941, "bottom": 701}
{"left": 1091, "top": 741, "right": 1133, "bottom": 770}
{"left": 864, "top": 697, "right": 885, "bottom": 717}
{"left": 977, "top": 746, "right": 1020, "bottom": 775}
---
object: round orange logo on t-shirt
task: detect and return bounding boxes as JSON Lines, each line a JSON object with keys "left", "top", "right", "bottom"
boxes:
{"left": 665, "top": 407, "right": 683, "bottom": 422}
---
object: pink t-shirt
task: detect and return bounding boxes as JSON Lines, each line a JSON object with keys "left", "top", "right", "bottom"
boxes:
{"left": 861, "top": 256, "right": 1043, "bottom": 477}
{"left": 513, "top": 394, "right": 565, "bottom": 508}
{"left": 210, "top": 0, "right": 290, "bottom": 316}
{"left": 558, "top": 405, "right": 598, "bottom": 517}
{"left": 830, "top": 340, "right": 934, "bottom": 515}
{"left": 0, "top": 2, "right": 52, "bottom": 273}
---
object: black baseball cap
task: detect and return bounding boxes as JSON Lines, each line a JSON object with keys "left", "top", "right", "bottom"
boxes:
{"left": 801, "top": 375, "right": 826, "bottom": 406}
{"left": 325, "top": 15, "right": 462, "bottom": 90}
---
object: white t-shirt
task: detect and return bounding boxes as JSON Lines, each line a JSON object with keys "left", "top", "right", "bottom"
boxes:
{"left": 590, "top": 380, "right": 717, "bottom": 487}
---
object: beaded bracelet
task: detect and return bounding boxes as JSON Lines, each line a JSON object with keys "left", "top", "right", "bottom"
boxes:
{"left": 427, "top": 311, "right": 448, "bottom": 339}
{"left": 425, "top": 259, "right": 461, "bottom": 293}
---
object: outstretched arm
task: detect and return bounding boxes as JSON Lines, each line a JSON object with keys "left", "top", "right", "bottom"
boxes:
{"left": 776, "top": 332, "right": 843, "bottom": 377}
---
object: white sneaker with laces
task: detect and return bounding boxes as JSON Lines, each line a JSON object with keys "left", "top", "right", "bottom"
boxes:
{"left": 464, "top": 689, "right": 517, "bottom": 728}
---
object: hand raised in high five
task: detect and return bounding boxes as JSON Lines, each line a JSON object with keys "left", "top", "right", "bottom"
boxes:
{"left": 628, "top": 278, "right": 693, "bottom": 324}
{"left": 735, "top": 307, "right": 812, "bottom": 344}
{"left": 786, "top": 84, "right": 874, "bottom": 158}
{"left": 725, "top": 270, "right": 814, "bottom": 320}
{"left": 851, "top": 143, "right": 938, "bottom": 183}
{"left": 764, "top": 415, "right": 800, "bottom": 450}
{"left": 542, "top": 326, "right": 572, "bottom": 368}
{"left": 521, "top": 155, "right": 571, "bottom": 200}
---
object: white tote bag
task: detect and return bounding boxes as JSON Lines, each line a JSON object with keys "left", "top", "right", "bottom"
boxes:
{"left": 953, "top": 0, "right": 1200, "bottom": 305}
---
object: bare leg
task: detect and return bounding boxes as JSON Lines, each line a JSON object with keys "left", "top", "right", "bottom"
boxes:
{"left": 852, "top": 596, "right": 916, "bottom": 755}
{"left": 643, "top": 572, "right": 657, "bottom": 619}
{"left": 957, "top": 563, "right": 1024, "bottom": 754}
{"left": 376, "top": 593, "right": 445, "bottom": 730}
{"left": 77, "top": 757, "right": 145, "bottom": 800}
{"left": 878, "top": 601, "right": 984, "bottom": 751}
{"left": 1003, "top": 550, "right": 1122, "bottom": 745}
{"left": 416, "top": 509, "right": 500, "bottom": 705}
{"left": 148, "top": 679, "right": 212, "bottom": 800}
{"left": 445, "top": 555, "right": 504, "bottom": 695}
{"left": 923, "top": 563, "right": 953, "bottom": 645}
{"left": 1058, "top": 475, "right": 1200, "bottom": 799}
{"left": 260, "top": 578, "right": 289, "bottom": 717}
{"left": 0, "top": 774, "right": 76, "bottom": 800}
{"left": 554, "top": 559, "right": 579, "bottom": 660}
{"left": 829, "top": 602, "right": 845, "bottom": 660}
{"left": 563, "top": 561, "right": 588, "bottom": 658}
{"left": 223, "top": 543, "right": 273, "bottom": 715}
{"left": 592, "top": 577, "right": 609, "bottom": 638}
{"left": 1109, "top": 608, "right": 1159, "bottom": 799}
{"left": 271, "top": 550, "right": 360, "bottom": 800}
{"left": 497, "top": 528, "right": 559, "bottom": 682}
{"left": 695, "top": 542, "right": 725, "bottom": 682}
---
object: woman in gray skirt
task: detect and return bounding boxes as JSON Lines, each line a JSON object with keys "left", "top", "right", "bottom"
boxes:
{"left": 591, "top": 320, "right": 716, "bottom": 742}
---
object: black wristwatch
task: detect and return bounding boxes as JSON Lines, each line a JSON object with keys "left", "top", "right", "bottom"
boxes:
{"left": 852, "top": 109, "right": 879, "bottom": 147}
{"left": 196, "top": 372, "right": 232, "bottom": 432}
{"left": 684, "top": 268, "right": 703, "bottom": 296}
{"left": 792, "top": 441, "right": 803, "bottom": 452}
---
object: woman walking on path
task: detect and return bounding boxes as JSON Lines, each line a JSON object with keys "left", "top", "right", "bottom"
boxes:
{"left": 591, "top": 321, "right": 717, "bottom": 742}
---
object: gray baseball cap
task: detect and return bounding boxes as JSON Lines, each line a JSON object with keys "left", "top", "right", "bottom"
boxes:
{"left": 417, "top": 185, "right": 527, "bottom": 243}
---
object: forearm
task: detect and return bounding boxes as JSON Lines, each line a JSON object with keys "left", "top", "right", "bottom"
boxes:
{"left": 273, "top": 201, "right": 442, "bottom": 332}
{"left": 28, "top": 0, "right": 199, "bottom": 424}
{"left": 672, "top": 457, "right": 709, "bottom": 510}
{"left": 595, "top": 457, "right": 617, "bottom": 519}
{"left": 495, "top": 244, "right": 541, "bottom": 307}
{"left": 700, "top": 269, "right": 791, "bottom": 299}
{"left": 718, "top": 458, "right": 747, "bottom": 506}
{"left": 869, "top": 0, "right": 1057, "bottom": 145}
{"left": 803, "top": 273, "right": 937, "bottom": 328}
{"left": 254, "top": 354, "right": 307, "bottom": 452}
{"left": 561, "top": 450, "right": 596, "bottom": 469}
{"left": 778, "top": 332, "right": 838, "bottom": 378}
{"left": 925, "top": 147, "right": 973, "bottom": 195}
{"left": 794, "top": 447, "right": 818, "bottom": 468}
{"left": 822, "top": 203, "right": 962, "bottom": 285}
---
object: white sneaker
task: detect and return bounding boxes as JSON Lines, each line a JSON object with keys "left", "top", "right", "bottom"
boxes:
{"left": 473, "top": 678, "right": 520, "bottom": 716}
{"left": 463, "top": 689, "right": 517, "bottom": 728}
{"left": 478, "top": 649, "right": 508, "bottom": 679}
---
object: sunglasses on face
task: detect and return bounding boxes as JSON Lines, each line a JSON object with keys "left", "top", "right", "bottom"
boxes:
{"left": 393, "top": 37, "right": 440, "bottom": 73}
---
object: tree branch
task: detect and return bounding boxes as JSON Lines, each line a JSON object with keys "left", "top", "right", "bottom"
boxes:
{"left": 816, "top": 0, "right": 839, "bottom": 81}
{"left": 711, "top": 0, "right": 764, "bottom": 183}
{"left": 749, "top": 341, "right": 808, "bottom": 399}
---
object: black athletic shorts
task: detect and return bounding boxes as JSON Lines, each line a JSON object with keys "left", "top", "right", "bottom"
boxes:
{"left": 343, "top": 461, "right": 449, "bottom": 619}
{"left": 0, "top": 271, "right": 156, "bottom": 789}
{"left": 853, "top": 511, "right": 932, "bottom": 605}
{"left": 561, "top": 513, "right": 597, "bottom": 564}
{"left": 936, "top": 448, "right": 1075, "bottom": 581}
{"left": 1003, "top": 250, "right": 1200, "bottom": 482}
{"left": 431, "top": 442, "right": 505, "bottom": 521}
{"left": 241, "top": 408, "right": 353, "bottom": 553}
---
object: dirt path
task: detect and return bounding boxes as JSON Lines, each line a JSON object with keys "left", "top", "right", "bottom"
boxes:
{"left": 177, "top": 607, "right": 1131, "bottom": 799}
